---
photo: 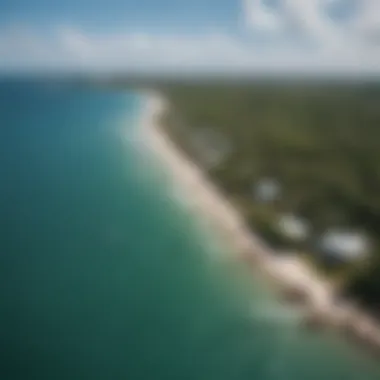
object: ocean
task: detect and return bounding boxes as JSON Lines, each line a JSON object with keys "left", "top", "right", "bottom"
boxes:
{"left": 1, "top": 81, "right": 380, "bottom": 380}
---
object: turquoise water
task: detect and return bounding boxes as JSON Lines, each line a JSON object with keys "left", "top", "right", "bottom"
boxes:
{"left": 1, "top": 81, "right": 380, "bottom": 380}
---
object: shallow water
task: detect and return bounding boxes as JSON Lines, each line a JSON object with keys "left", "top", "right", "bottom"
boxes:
{"left": 1, "top": 81, "right": 380, "bottom": 380}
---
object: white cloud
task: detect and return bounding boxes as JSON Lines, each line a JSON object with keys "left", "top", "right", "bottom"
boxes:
{"left": 243, "top": 0, "right": 283, "bottom": 32}
{"left": 244, "top": 0, "right": 380, "bottom": 51}
{"left": 0, "top": 0, "right": 380, "bottom": 75}
{"left": 282, "top": 0, "right": 344, "bottom": 48}
{"left": 351, "top": 0, "right": 380, "bottom": 44}
{"left": 0, "top": 27, "right": 257, "bottom": 72}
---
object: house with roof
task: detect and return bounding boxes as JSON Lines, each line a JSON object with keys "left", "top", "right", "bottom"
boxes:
{"left": 317, "top": 229, "right": 370, "bottom": 264}
{"left": 253, "top": 177, "right": 282, "bottom": 203}
{"left": 276, "top": 213, "right": 311, "bottom": 242}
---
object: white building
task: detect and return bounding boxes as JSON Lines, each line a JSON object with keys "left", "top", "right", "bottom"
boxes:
{"left": 277, "top": 214, "right": 311, "bottom": 242}
{"left": 253, "top": 178, "right": 282, "bottom": 203}
{"left": 319, "top": 230, "right": 370, "bottom": 261}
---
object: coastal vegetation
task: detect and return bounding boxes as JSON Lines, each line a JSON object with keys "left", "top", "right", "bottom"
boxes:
{"left": 158, "top": 81, "right": 380, "bottom": 317}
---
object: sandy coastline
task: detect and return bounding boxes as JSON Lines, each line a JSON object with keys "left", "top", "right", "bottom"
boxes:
{"left": 141, "top": 91, "right": 380, "bottom": 355}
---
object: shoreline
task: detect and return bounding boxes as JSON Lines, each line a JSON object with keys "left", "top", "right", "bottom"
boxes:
{"left": 140, "top": 90, "right": 380, "bottom": 356}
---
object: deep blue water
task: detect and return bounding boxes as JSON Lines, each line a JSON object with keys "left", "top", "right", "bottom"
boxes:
{"left": 1, "top": 81, "right": 380, "bottom": 380}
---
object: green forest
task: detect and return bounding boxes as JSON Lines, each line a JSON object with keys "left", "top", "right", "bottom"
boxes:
{"left": 159, "top": 81, "right": 380, "bottom": 317}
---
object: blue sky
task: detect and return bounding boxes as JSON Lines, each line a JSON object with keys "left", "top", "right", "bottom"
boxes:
{"left": 0, "top": 0, "right": 379, "bottom": 75}
{"left": 0, "top": 0, "right": 239, "bottom": 32}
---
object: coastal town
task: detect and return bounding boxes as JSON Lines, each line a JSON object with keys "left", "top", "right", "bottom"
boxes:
{"left": 145, "top": 84, "right": 380, "bottom": 357}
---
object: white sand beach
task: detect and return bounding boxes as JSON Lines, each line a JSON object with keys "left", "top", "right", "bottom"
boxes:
{"left": 140, "top": 91, "right": 380, "bottom": 354}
